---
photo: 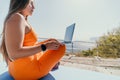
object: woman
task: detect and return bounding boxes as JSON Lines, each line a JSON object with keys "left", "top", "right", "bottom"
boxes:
{"left": 0, "top": 0, "right": 66, "bottom": 79}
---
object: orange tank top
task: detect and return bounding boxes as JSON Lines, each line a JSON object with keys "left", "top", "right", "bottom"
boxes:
{"left": 23, "top": 28, "right": 38, "bottom": 46}
{"left": 8, "top": 28, "right": 42, "bottom": 79}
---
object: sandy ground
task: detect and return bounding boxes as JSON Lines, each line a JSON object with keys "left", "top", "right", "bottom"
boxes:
{"left": 60, "top": 55, "right": 120, "bottom": 76}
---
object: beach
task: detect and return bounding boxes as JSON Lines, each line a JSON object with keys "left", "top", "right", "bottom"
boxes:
{"left": 60, "top": 55, "right": 120, "bottom": 76}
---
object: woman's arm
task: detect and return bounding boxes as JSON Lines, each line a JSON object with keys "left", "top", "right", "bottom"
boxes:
{"left": 5, "top": 13, "right": 42, "bottom": 60}
{"left": 5, "top": 13, "right": 61, "bottom": 60}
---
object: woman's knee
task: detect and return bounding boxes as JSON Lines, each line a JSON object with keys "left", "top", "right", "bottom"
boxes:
{"left": 58, "top": 45, "right": 66, "bottom": 55}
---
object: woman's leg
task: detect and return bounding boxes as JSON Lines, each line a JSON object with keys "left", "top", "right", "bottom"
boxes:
{"left": 51, "top": 62, "right": 60, "bottom": 71}
{"left": 37, "top": 44, "right": 66, "bottom": 77}
{"left": 0, "top": 71, "right": 14, "bottom": 80}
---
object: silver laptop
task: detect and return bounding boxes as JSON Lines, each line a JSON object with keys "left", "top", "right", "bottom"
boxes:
{"left": 62, "top": 23, "right": 75, "bottom": 44}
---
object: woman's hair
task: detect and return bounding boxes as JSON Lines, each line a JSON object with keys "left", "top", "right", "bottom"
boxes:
{"left": 0, "top": 0, "right": 30, "bottom": 64}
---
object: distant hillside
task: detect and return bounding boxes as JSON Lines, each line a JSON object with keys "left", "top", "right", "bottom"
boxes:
{"left": 90, "top": 37, "right": 100, "bottom": 42}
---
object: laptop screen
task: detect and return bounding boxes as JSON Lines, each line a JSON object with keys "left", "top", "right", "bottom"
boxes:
{"left": 64, "top": 23, "right": 75, "bottom": 43}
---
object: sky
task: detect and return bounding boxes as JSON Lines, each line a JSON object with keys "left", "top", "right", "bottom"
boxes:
{"left": 0, "top": 0, "right": 120, "bottom": 41}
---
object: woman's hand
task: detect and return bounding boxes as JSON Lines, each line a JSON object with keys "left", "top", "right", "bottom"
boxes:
{"left": 44, "top": 38, "right": 64, "bottom": 50}
{"left": 44, "top": 41, "right": 60, "bottom": 50}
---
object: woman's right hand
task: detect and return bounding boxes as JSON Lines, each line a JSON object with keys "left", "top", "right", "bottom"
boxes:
{"left": 44, "top": 41, "right": 61, "bottom": 50}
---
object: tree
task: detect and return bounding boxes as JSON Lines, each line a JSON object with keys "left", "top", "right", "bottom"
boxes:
{"left": 95, "top": 27, "right": 120, "bottom": 58}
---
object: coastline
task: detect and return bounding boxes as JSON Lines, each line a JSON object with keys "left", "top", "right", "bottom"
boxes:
{"left": 60, "top": 55, "right": 120, "bottom": 76}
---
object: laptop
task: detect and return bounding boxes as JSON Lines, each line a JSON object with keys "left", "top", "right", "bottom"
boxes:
{"left": 62, "top": 23, "right": 75, "bottom": 44}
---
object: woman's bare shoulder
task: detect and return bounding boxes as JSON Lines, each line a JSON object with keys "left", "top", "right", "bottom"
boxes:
{"left": 6, "top": 13, "right": 25, "bottom": 24}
